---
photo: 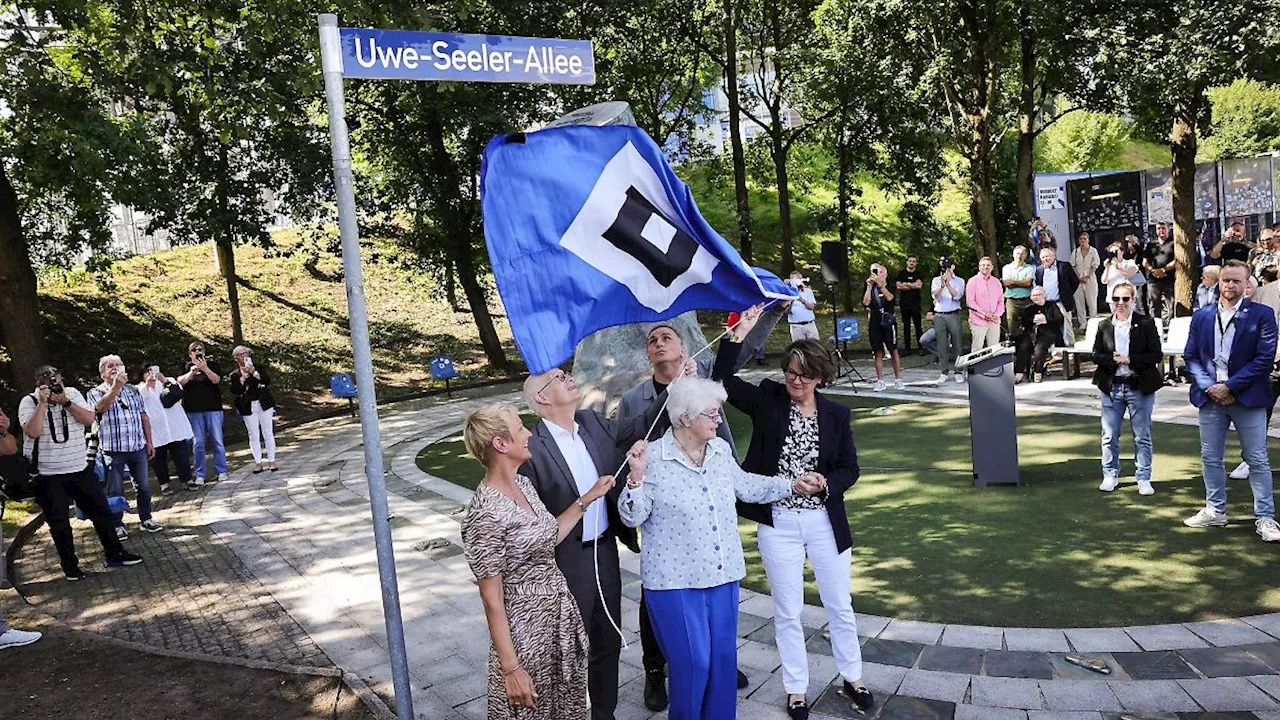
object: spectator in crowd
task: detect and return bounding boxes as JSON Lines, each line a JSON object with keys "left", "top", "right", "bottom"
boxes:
{"left": 1092, "top": 281, "right": 1163, "bottom": 496}
{"left": 180, "top": 341, "right": 227, "bottom": 486}
{"left": 1182, "top": 261, "right": 1280, "bottom": 543}
{"left": 1002, "top": 245, "right": 1035, "bottom": 343}
{"left": 618, "top": 379, "right": 817, "bottom": 720}
{"left": 616, "top": 324, "right": 742, "bottom": 711}
{"left": 712, "top": 311, "right": 875, "bottom": 718}
{"left": 864, "top": 263, "right": 904, "bottom": 392}
{"left": 1034, "top": 247, "right": 1080, "bottom": 346}
{"left": 965, "top": 256, "right": 1004, "bottom": 353}
{"left": 460, "top": 403, "right": 618, "bottom": 720}
{"left": 0, "top": 410, "right": 42, "bottom": 650}
{"left": 1029, "top": 217, "right": 1056, "bottom": 253}
{"left": 1249, "top": 228, "right": 1278, "bottom": 279}
{"left": 89, "top": 355, "right": 163, "bottom": 537}
{"left": 1210, "top": 220, "right": 1252, "bottom": 263}
{"left": 1195, "top": 265, "right": 1221, "bottom": 311}
{"left": 931, "top": 257, "right": 967, "bottom": 385}
{"left": 520, "top": 366, "right": 670, "bottom": 720}
{"left": 1237, "top": 266, "right": 1280, "bottom": 481}
{"left": 18, "top": 366, "right": 142, "bottom": 579}
{"left": 1104, "top": 239, "right": 1146, "bottom": 313}
{"left": 137, "top": 365, "right": 193, "bottom": 494}
{"left": 1070, "top": 233, "right": 1101, "bottom": 335}
{"left": 786, "top": 271, "right": 819, "bottom": 342}
{"left": 919, "top": 311, "right": 940, "bottom": 364}
{"left": 895, "top": 256, "right": 925, "bottom": 353}
{"left": 229, "top": 346, "right": 278, "bottom": 473}
{"left": 1144, "top": 222, "right": 1177, "bottom": 323}
{"left": 1014, "top": 286, "right": 1064, "bottom": 384}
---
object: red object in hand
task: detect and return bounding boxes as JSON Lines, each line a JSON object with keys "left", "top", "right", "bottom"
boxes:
{"left": 727, "top": 312, "right": 742, "bottom": 329}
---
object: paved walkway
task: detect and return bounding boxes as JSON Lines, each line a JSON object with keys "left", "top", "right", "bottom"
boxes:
{"left": 9, "top": 368, "right": 1280, "bottom": 719}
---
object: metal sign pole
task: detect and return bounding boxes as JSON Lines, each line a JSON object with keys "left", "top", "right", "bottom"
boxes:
{"left": 317, "top": 14, "right": 415, "bottom": 720}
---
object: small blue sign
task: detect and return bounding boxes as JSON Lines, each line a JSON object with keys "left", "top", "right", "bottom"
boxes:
{"left": 339, "top": 28, "right": 594, "bottom": 84}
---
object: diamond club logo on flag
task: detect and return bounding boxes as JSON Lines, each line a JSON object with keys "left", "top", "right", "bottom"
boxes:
{"left": 481, "top": 124, "right": 796, "bottom": 375}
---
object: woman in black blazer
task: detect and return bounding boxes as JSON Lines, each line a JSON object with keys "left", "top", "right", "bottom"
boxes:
{"left": 228, "top": 345, "right": 278, "bottom": 473}
{"left": 712, "top": 306, "right": 872, "bottom": 719}
{"left": 1091, "top": 281, "right": 1164, "bottom": 495}
{"left": 1015, "top": 286, "right": 1065, "bottom": 383}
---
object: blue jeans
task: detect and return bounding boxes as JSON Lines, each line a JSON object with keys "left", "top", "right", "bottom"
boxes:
{"left": 645, "top": 581, "right": 739, "bottom": 720}
{"left": 1199, "top": 403, "right": 1275, "bottom": 518}
{"left": 187, "top": 411, "right": 227, "bottom": 479}
{"left": 1100, "top": 384, "right": 1155, "bottom": 482}
{"left": 105, "top": 449, "right": 153, "bottom": 524}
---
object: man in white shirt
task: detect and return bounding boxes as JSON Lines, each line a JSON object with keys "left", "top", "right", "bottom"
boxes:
{"left": 18, "top": 365, "right": 141, "bottom": 581}
{"left": 931, "top": 257, "right": 966, "bottom": 385}
{"left": 786, "top": 271, "right": 819, "bottom": 342}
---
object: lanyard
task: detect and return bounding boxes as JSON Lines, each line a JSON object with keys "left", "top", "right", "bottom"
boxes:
{"left": 1215, "top": 306, "right": 1239, "bottom": 371}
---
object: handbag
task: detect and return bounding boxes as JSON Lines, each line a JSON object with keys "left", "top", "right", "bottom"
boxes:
{"left": 159, "top": 380, "right": 185, "bottom": 409}
{"left": 1, "top": 396, "right": 42, "bottom": 503}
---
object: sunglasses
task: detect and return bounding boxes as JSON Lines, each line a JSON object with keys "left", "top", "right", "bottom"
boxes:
{"left": 1112, "top": 296, "right": 1133, "bottom": 303}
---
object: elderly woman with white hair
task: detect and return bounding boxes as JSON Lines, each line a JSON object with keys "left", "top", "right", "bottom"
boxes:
{"left": 228, "top": 345, "right": 278, "bottom": 472}
{"left": 619, "top": 377, "right": 821, "bottom": 720}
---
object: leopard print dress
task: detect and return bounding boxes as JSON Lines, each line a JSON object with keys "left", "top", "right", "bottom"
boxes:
{"left": 462, "top": 475, "right": 588, "bottom": 720}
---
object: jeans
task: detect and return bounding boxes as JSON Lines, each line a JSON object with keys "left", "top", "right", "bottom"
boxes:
{"left": 932, "top": 311, "right": 963, "bottom": 372}
{"left": 1199, "top": 403, "right": 1275, "bottom": 518}
{"left": 187, "top": 410, "right": 227, "bottom": 479}
{"left": 920, "top": 328, "right": 939, "bottom": 363}
{"left": 34, "top": 469, "right": 127, "bottom": 573}
{"left": 104, "top": 449, "right": 153, "bottom": 524}
{"left": 645, "top": 582, "right": 739, "bottom": 720}
{"left": 152, "top": 439, "right": 192, "bottom": 487}
{"left": 1100, "top": 384, "right": 1155, "bottom": 481}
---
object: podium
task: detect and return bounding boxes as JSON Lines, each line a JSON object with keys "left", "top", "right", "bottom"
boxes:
{"left": 957, "top": 344, "right": 1020, "bottom": 487}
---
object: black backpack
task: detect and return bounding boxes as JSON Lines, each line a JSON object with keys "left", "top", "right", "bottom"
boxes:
{"left": 1, "top": 396, "right": 42, "bottom": 504}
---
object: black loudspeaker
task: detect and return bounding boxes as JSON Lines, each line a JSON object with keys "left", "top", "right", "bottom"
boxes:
{"left": 819, "top": 241, "right": 848, "bottom": 284}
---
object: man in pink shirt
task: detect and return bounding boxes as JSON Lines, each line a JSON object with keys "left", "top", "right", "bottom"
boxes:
{"left": 966, "top": 256, "right": 1005, "bottom": 352}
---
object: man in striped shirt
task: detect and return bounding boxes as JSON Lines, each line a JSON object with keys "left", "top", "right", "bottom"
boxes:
{"left": 89, "top": 355, "right": 162, "bottom": 537}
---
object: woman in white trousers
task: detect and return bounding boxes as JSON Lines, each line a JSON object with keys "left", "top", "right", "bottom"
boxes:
{"left": 228, "top": 345, "right": 278, "bottom": 473}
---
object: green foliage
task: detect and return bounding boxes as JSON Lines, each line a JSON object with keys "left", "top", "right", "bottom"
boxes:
{"left": 1200, "top": 79, "right": 1280, "bottom": 161}
{"left": 1035, "top": 111, "right": 1133, "bottom": 172}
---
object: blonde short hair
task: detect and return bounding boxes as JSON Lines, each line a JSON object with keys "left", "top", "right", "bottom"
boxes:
{"left": 463, "top": 403, "right": 517, "bottom": 467}
{"left": 232, "top": 345, "right": 252, "bottom": 358}
{"left": 666, "top": 377, "right": 728, "bottom": 426}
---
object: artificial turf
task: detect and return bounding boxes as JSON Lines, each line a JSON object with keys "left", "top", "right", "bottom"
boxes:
{"left": 416, "top": 396, "right": 1280, "bottom": 627}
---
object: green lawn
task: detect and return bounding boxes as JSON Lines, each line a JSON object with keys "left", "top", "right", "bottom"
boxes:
{"left": 418, "top": 397, "right": 1280, "bottom": 628}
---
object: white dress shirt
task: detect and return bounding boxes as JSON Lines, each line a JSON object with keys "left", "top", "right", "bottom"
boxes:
{"left": 1215, "top": 303, "right": 1239, "bottom": 382}
{"left": 1043, "top": 263, "right": 1060, "bottom": 301}
{"left": 931, "top": 275, "right": 965, "bottom": 313}
{"left": 543, "top": 419, "right": 609, "bottom": 541}
{"left": 788, "top": 288, "right": 817, "bottom": 323}
{"left": 1113, "top": 316, "right": 1133, "bottom": 377}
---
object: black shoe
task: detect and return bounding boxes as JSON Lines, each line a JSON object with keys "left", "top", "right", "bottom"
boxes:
{"left": 736, "top": 668, "right": 749, "bottom": 689}
{"left": 643, "top": 672, "right": 668, "bottom": 712}
{"left": 786, "top": 697, "right": 810, "bottom": 720}
{"left": 105, "top": 552, "right": 143, "bottom": 568}
{"left": 843, "top": 681, "right": 874, "bottom": 712}
{"left": 65, "top": 567, "right": 86, "bottom": 582}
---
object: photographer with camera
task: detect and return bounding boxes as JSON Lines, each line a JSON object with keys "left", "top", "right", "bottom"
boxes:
{"left": 18, "top": 365, "right": 141, "bottom": 580}
{"left": 90, "top": 355, "right": 163, "bottom": 537}
{"left": 1211, "top": 220, "right": 1252, "bottom": 264}
{"left": 179, "top": 341, "right": 227, "bottom": 486}
{"left": 785, "top": 271, "right": 819, "bottom": 342}
{"left": 931, "top": 257, "right": 966, "bottom": 385}
{"left": 229, "top": 345, "right": 279, "bottom": 473}
{"left": 864, "top": 264, "right": 904, "bottom": 391}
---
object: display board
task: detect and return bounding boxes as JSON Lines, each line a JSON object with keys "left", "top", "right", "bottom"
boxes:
{"left": 1033, "top": 172, "right": 1091, "bottom": 245}
{"left": 1223, "top": 156, "right": 1275, "bottom": 217}
{"left": 1067, "top": 171, "right": 1143, "bottom": 245}
{"left": 1145, "top": 168, "right": 1172, "bottom": 224}
{"left": 1196, "top": 163, "right": 1220, "bottom": 220}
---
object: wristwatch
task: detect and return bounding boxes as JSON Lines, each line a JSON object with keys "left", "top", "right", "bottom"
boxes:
{"left": 575, "top": 497, "right": 589, "bottom": 512}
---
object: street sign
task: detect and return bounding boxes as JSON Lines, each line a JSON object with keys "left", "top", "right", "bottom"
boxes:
{"left": 338, "top": 27, "right": 595, "bottom": 84}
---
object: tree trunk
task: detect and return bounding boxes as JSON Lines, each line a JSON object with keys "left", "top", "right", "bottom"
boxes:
{"left": 215, "top": 238, "right": 244, "bottom": 345}
{"left": 723, "top": 0, "right": 752, "bottom": 264}
{"left": 968, "top": 136, "right": 999, "bottom": 262}
{"left": 837, "top": 124, "right": 854, "bottom": 312}
{"left": 772, "top": 131, "right": 795, "bottom": 274}
{"left": 444, "top": 259, "right": 460, "bottom": 311}
{"left": 1170, "top": 96, "right": 1200, "bottom": 315}
{"left": 453, "top": 241, "right": 507, "bottom": 370}
{"left": 1014, "top": 0, "right": 1037, "bottom": 230}
{"left": 0, "top": 162, "right": 48, "bottom": 393}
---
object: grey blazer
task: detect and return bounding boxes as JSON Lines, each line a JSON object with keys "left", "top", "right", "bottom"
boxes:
{"left": 618, "top": 378, "right": 736, "bottom": 456}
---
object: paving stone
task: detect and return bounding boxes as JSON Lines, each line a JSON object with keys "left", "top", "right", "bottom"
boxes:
{"left": 1006, "top": 628, "right": 1071, "bottom": 652}
{"left": 1126, "top": 625, "right": 1211, "bottom": 651}
{"left": 971, "top": 676, "right": 1046, "bottom": 709}
{"left": 1252, "top": 674, "right": 1280, "bottom": 700}
{"left": 1260, "top": 712, "right": 1280, "bottom": 720}
{"left": 1185, "top": 620, "right": 1278, "bottom": 648}
{"left": 881, "top": 620, "right": 946, "bottom": 646}
{"left": 1100, "top": 713, "right": 1178, "bottom": 720}
{"left": 860, "top": 662, "right": 908, "bottom": 695}
{"left": 1049, "top": 653, "right": 1131, "bottom": 681}
{"left": 985, "top": 650, "right": 1057, "bottom": 680}
{"left": 1242, "top": 614, "right": 1280, "bottom": 640}
{"left": 1179, "top": 646, "right": 1280, "bottom": 678}
{"left": 1038, "top": 679, "right": 1122, "bottom": 711}
{"left": 1065, "top": 628, "right": 1141, "bottom": 653}
{"left": 1108, "top": 680, "right": 1200, "bottom": 711}
{"left": 1173, "top": 713, "right": 1268, "bottom": 720}
{"left": 736, "top": 639, "right": 782, "bottom": 673}
{"left": 745, "top": 619, "right": 822, "bottom": 646}
{"left": 859, "top": 638, "right": 925, "bottom": 668}
{"left": 897, "top": 669, "right": 970, "bottom": 703}
{"left": 918, "top": 645, "right": 985, "bottom": 675}
{"left": 1177, "top": 677, "right": 1280, "bottom": 711}
{"left": 957, "top": 706, "right": 1027, "bottom": 720}
{"left": 1027, "top": 713, "right": 1102, "bottom": 720}
{"left": 737, "top": 610, "right": 771, "bottom": 639}
{"left": 1243, "top": 643, "right": 1280, "bottom": 672}
{"left": 941, "top": 624, "right": 1004, "bottom": 650}
{"left": 811, "top": 679, "right": 888, "bottom": 719}
{"left": 807, "top": 630, "right": 835, "bottom": 657}
{"left": 1111, "top": 651, "right": 1200, "bottom": 680}
{"left": 875, "top": 695, "right": 956, "bottom": 720}
{"left": 856, "top": 614, "right": 891, "bottom": 639}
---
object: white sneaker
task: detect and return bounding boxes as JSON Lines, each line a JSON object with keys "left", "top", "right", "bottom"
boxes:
{"left": 893, "top": 379, "right": 905, "bottom": 391}
{"left": 114, "top": 526, "right": 128, "bottom": 541}
{"left": 1184, "top": 507, "right": 1229, "bottom": 527}
{"left": 953, "top": 372, "right": 965, "bottom": 384}
{"left": 874, "top": 380, "right": 886, "bottom": 392}
{"left": 194, "top": 477, "right": 206, "bottom": 487}
{"left": 1137, "top": 480, "right": 1155, "bottom": 496}
{"left": 141, "top": 519, "right": 164, "bottom": 533}
{"left": 936, "top": 373, "right": 948, "bottom": 386}
{"left": 1230, "top": 462, "right": 1250, "bottom": 480}
{"left": 216, "top": 472, "right": 228, "bottom": 482}
{"left": 1257, "top": 518, "right": 1280, "bottom": 542}
{"left": 1098, "top": 477, "right": 1119, "bottom": 492}
{"left": 0, "top": 628, "right": 42, "bottom": 650}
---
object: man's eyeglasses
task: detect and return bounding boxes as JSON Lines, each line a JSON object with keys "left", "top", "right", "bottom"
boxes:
{"left": 537, "top": 371, "right": 570, "bottom": 395}
{"left": 784, "top": 367, "right": 816, "bottom": 383}
{"left": 1112, "top": 296, "right": 1133, "bottom": 303}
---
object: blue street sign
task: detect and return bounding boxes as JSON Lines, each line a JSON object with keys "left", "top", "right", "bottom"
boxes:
{"left": 338, "top": 27, "right": 594, "bottom": 84}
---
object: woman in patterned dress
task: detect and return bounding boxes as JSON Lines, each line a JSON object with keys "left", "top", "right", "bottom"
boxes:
{"left": 712, "top": 308, "right": 874, "bottom": 720}
{"left": 460, "top": 403, "right": 644, "bottom": 720}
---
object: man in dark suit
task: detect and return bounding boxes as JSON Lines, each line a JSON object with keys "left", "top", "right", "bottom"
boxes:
{"left": 520, "top": 368, "right": 669, "bottom": 720}
{"left": 1182, "top": 261, "right": 1280, "bottom": 543}
{"left": 1034, "top": 246, "right": 1081, "bottom": 346}
{"left": 1091, "top": 280, "right": 1164, "bottom": 496}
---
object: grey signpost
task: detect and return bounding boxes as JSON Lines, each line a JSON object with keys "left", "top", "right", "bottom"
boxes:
{"left": 316, "top": 15, "right": 595, "bottom": 719}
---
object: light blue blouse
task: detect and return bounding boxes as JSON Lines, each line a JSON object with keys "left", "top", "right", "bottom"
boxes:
{"left": 619, "top": 430, "right": 794, "bottom": 591}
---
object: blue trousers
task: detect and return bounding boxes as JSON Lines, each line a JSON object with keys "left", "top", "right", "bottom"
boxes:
{"left": 1100, "top": 384, "right": 1154, "bottom": 482}
{"left": 187, "top": 411, "right": 227, "bottom": 478}
{"left": 105, "top": 449, "right": 153, "bottom": 524}
{"left": 1199, "top": 403, "right": 1275, "bottom": 518}
{"left": 645, "top": 582, "right": 739, "bottom": 720}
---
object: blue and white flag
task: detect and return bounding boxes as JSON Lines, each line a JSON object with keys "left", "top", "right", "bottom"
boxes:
{"left": 480, "top": 125, "right": 796, "bottom": 374}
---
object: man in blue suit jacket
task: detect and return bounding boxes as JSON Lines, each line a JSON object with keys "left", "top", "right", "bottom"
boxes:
{"left": 1183, "top": 261, "right": 1280, "bottom": 542}
{"left": 1034, "top": 247, "right": 1081, "bottom": 346}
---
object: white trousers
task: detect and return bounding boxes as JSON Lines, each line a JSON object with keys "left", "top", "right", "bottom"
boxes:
{"left": 243, "top": 400, "right": 277, "bottom": 463}
{"left": 970, "top": 322, "right": 1001, "bottom": 353}
{"left": 757, "top": 507, "right": 863, "bottom": 694}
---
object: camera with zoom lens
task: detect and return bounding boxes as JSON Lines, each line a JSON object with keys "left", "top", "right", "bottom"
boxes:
{"left": 49, "top": 382, "right": 64, "bottom": 395}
